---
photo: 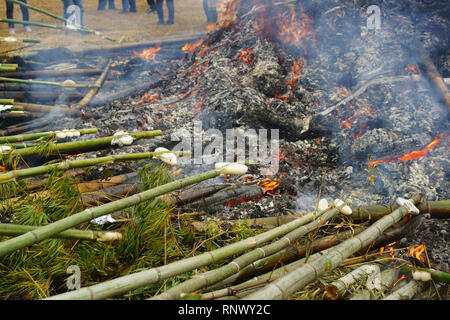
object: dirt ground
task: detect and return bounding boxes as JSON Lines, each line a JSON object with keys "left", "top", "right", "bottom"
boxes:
{"left": 0, "top": 0, "right": 208, "bottom": 58}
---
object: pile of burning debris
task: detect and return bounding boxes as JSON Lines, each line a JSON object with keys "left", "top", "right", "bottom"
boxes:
{"left": 0, "top": 0, "right": 448, "bottom": 300}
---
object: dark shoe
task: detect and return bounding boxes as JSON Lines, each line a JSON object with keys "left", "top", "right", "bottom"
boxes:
{"left": 119, "top": 10, "right": 129, "bottom": 14}
{"left": 157, "top": 20, "right": 164, "bottom": 25}
{"left": 109, "top": 7, "right": 116, "bottom": 10}
{"left": 165, "top": 20, "right": 174, "bottom": 25}
{"left": 129, "top": 8, "right": 137, "bottom": 12}
{"left": 146, "top": 8, "right": 156, "bottom": 13}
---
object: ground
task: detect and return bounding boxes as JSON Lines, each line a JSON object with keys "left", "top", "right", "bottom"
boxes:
{"left": 0, "top": 0, "right": 208, "bottom": 58}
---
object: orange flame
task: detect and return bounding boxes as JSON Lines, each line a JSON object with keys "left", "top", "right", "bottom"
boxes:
{"left": 132, "top": 44, "right": 161, "bottom": 60}
{"left": 409, "top": 244, "right": 426, "bottom": 263}
{"left": 392, "top": 274, "right": 407, "bottom": 288}
{"left": 0, "top": 165, "right": 6, "bottom": 172}
{"left": 258, "top": 179, "right": 281, "bottom": 192}
{"left": 182, "top": 38, "right": 204, "bottom": 55}
{"left": 369, "top": 136, "right": 442, "bottom": 166}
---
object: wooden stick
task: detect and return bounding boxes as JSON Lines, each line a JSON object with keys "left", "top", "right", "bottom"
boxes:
{"left": 12, "top": 102, "right": 95, "bottom": 118}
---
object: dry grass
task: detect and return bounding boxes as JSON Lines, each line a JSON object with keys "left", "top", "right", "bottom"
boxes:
{"left": 0, "top": 0, "right": 208, "bottom": 57}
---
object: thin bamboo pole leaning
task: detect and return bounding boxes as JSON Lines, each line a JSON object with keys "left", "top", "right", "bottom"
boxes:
{"left": 0, "top": 223, "right": 122, "bottom": 242}
{"left": 6, "top": 0, "right": 115, "bottom": 41}
{"left": 0, "top": 128, "right": 98, "bottom": 144}
{"left": 44, "top": 204, "right": 342, "bottom": 299}
{"left": 72, "top": 60, "right": 112, "bottom": 109}
{"left": 0, "top": 130, "right": 162, "bottom": 160}
{"left": 0, "top": 149, "right": 189, "bottom": 183}
{"left": 0, "top": 168, "right": 228, "bottom": 258}
{"left": 243, "top": 195, "right": 422, "bottom": 300}
{"left": 150, "top": 203, "right": 345, "bottom": 300}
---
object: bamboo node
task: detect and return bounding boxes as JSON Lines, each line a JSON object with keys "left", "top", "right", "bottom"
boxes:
{"left": 396, "top": 197, "right": 419, "bottom": 215}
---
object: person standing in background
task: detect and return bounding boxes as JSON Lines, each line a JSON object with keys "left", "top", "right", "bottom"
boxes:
{"left": 98, "top": 0, "right": 116, "bottom": 10}
{"left": 146, "top": 0, "right": 156, "bottom": 14}
{"left": 5, "top": 0, "right": 32, "bottom": 34}
{"left": 120, "top": 0, "right": 136, "bottom": 13}
{"left": 62, "top": 0, "right": 84, "bottom": 26}
{"left": 155, "top": 0, "right": 174, "bottom": 25}
{"left": 203, "top": 0, "right": 217, "bottom": 24}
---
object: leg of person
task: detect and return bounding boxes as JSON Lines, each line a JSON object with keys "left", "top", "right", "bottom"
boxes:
{"left": 155, "top": 0, "right": 164, "bottom": 24}
{"left": 166, "top": 0, "right": 174, "bottom": 24}
{"left": 98, "top": 0, "right": 106, "bottom": 10}
{"left": 146, "top": 0, "right": 155, "bottom": 13}
{"left": 5, "top": 0, "right": 15, "bottom": 32}
{"left": 121, "top": 0, "right": 129, "bottom": 13}
{"left": 129, "top": 0, "right": 136, "bottom": 12}
{"left": 61, "top": 0, "right": 71, "bottom": 21}
{"left": 108, "top": 0, "right": 116, "bottom": 9}
{"left": 73, "top": 0, "right": 84, "bottom": 26}
{"left": 19, "top": 0, "right": 31, "bottom": 32}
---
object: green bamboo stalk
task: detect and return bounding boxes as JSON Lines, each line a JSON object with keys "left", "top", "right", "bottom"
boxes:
{"left": 0, "top": 149, "right": 188, "bottom": 183}
{"left": 0, "top": 77, "right": 100, "bottom": 89}
{"left": 0, "top": 66, "right": 17, "bottom": 72}
{"left": 352, "top": 199, "right": 450, "bottom": 221}
{"left": 0, "top": 128, "right": 98, "bottom": 144}
{"left": 383, "top": 279, "right": 422, "bottom": 300}
{"left": 0, "top": 64, "right": 18, "bottom": 68}
{"left": 324, "top": 264, "right": 380, "bottom": 300}
{"left": 0, "top": 223, "right": 122, "bottom": 242}
{"left": 400, "top": 266, "right": 450, "bottom": 284}
{"left": 242, "top": 195, "right": 422, "bottom": 300}
{"left": 151, "top": 204, "right": 344, "bottom": 300}
{"left": 0, "top": 168, "right": 225, "bottom": 258}
{"left": 0, "top": 130, "right": 162, "bottom": 160}
{"left": 44, "top": 207, "right": 338, "bottom": 299}
{"left": 0, "top": 18, "right": 66, "bottom": 31}
{"left": 201, "top": 247, "right": 334, "bottom": 300}
{"left": 0, "top": 98, "right": 14, "bottom": 104}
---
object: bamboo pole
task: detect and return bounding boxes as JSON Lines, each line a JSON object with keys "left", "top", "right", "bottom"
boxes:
{"left": 201, "top": 247, "right": 335, "bottom": 300}
{"left": 0, "top": 77, "right": 100, "bottom": 89}
{"left": 72, "top": 60, "right": 112, "bottom": 108}
{"left": 0, "top": 69, "right": 102, "bottom": 79}
{"left": 0, "top": 223, "right": 122, "bottom": 242}
{"left": 0, "top": 149, "right": 188, "bottom": 183}
{"left": 75, "top": 172, "right": 138, "bottom": 193}
{"left": 352, "top": 199, "right": 450, "bottom": 221}
{"left": 0, "top": 98, "right": 14, "bottom": 104}
{"left": 0, "top": 90, "right": 84, "bottom": 101}
{"left": 12, "top": 102, "right": 95, "bottom": 118}
{"left": 0, "top": 18, "right": 65, "bottom": 31}
{"left": 44, "top": 206, "right": 339, "bottom": 299}
{"left": 400, "top": 266, "right": 450, "bottom": 284}
{"left": 0, "top": 128, "right": 98, "bottom": 144}
{"left": 0, "top": 130, "right": 162, "bottom": 160}
{"left": 150, "top": 203, "right": 344, "bottom": 300}
{"left": 383, "top": 279, "right": 422, "bottom": 300}
{"left": 0, "top": 168, "right": 227, "bottom": 258}
{"left": 243, "top": 195, "right": 422, "bottom": 300}
{"left": 324, "top": 264, "right": 380, "bottom": 300}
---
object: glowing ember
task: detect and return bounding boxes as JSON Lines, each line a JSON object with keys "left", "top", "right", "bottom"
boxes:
{"left": 140, "top": 92, "right": 161, "bottom": 103}
{"left": 132, "top": 44, "right": 161, "bottom": 60}
{"left": 405, "top": 64, "right": 420, "bottom": 74}
{"left": 0, "top": 166, "right": 6, "bottom": 172}
{"left": 238, "top": 48, "right": 255, "bottom": 65}
{"left": 369, "top": 136, "right": 442, "bottom": 166}
{"left": 409, "top": 244, "right": 426, "bottom": 263}
{"left": 182, "top": 38, "right": 204, "bottom": 55}
{"left": 392, "top": 274, "right": 407, "bottom": 288}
